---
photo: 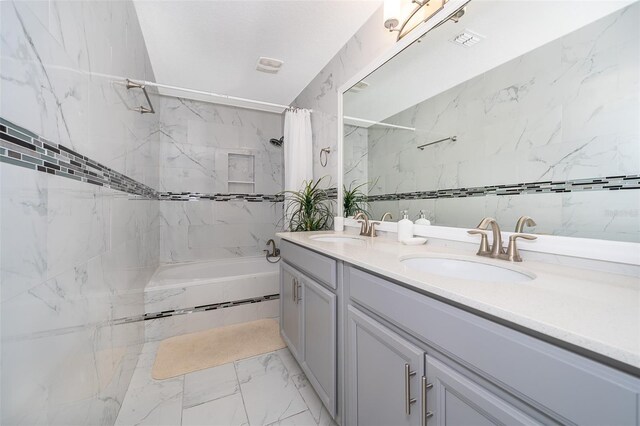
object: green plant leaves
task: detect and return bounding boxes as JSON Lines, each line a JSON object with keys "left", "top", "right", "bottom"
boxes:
{"left": 280, "top": 176, "right": 334, "bottom": 232}
{"left": 343, "top": 180, "right": 370, "bottom": 217}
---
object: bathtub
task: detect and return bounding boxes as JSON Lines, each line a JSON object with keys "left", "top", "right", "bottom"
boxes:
{"left": 144, "top": 256, "right": 280, "bottom": 341}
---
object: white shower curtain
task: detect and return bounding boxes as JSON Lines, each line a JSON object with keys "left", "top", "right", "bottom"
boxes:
{"left": 283, "top": 108, "right": 313, "bottom": 229}
{"left": 284, "top": 108, "right": 313, "bottom": 193}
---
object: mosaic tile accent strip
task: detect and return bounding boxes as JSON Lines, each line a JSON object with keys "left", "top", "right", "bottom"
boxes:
{"left": 7, "top": 293, "right": 281, "bottom": 342}
{"left": 366, "top": 175, "right": 640, "bottom": 202}
{"left": 114, "top": 293, "right": 280, "bottom": 325}
{"left": 157, "top": 187, "right": 337, "bottom": 202}
{"left": 158, "top": 192, "right": 284, "bottom": 202}
{"left": 0, "top": 117, "right": 158, "bottom": 198}
{"left": 4, "top": 117, "right": 636, "bottom": 203}
{"left": 0, "top": 116, "right": 282, "bottom": 202}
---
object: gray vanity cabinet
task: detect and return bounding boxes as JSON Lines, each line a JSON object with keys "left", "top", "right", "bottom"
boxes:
{"left": 280, "top": 240, "right": 640, "bottom": 426}
{"left": 425, "top": 355, "right": 541, "bottom": 426}
{"left": 347, "top": 306, "right": 425, "bottom": 426}
{"left": 346, "top": 264, "right": 640, "bottom": 425}
{"left": 280, "top": 261, "right": 302, "bottom": 360}
{"left": 301, "top": 274, "right": 337, "bottom": 414}
{"left": 280, "top": 240, "right": 339, "bottom": 419}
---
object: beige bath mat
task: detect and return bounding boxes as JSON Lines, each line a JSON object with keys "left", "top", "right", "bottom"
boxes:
{"left": 152, "top": 318, "right": 285, "bottom": 380}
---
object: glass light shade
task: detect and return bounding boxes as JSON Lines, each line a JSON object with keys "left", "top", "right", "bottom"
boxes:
{"left": 397, "top": 0, "right": 445, "bottom": 39}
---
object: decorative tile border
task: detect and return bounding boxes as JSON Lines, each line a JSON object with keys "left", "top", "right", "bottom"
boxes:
{"left": 158, "top": 192, "right": 284, "bottom": 202}
{"left": 3, "top": 117, "right": 637, "bottom": 204}
{"left": 366, "top": 175, "right": 640, "bottom": 202}
{"left": 0, "top": 116, "right": 282, "bottom": 202}
{"left": 0, "top": 117, "right": 158, "bottom": 198}
{"left": 113, "top": 293, "right": 280, "bottom": 325}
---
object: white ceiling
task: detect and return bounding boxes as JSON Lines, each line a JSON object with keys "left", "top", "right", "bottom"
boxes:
{"left": 344, "top": 0, "right": 635, "bottom": 125}
{"left": 134, "top": 0, "right": 382, "bottom": 113}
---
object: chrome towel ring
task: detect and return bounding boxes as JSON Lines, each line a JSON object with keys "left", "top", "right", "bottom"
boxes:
{"left": 320, "top": 147, "right": 331, "bottom": 167}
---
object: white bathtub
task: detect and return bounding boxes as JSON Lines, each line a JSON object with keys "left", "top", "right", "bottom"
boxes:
{"left": 144, "top": 256, "right": 280, "bottom": 341}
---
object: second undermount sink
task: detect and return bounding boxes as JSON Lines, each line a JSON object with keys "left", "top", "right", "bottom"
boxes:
{"left": 310, "top": 235, "right": 367, "bottom": 246}
{"left": 401, "top": 256, "right": 535, "bottom": 283}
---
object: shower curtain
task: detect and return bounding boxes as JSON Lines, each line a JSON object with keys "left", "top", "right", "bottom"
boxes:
{"left": 283, "top": 108, "right": 313, "bottom": 230}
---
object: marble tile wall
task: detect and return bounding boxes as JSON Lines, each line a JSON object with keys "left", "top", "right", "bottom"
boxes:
{"left": 156, "top": 97, "right": 284, "bottom": 263}
{"left": 0, "top": 1, "right": 160, "bottom": 424}
{"left": 292, "top": 6, "right": 395, "bottom": 183}
{"left": 364, "top": 5, "right": 640, "bottom": 242}
{"left": 343, "top": 124, "right": 369, "bottom": 192}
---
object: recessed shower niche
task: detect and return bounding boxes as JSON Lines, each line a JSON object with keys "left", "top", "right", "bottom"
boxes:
{"left": 228, "top": 152, "right": 256, "bottom": 193}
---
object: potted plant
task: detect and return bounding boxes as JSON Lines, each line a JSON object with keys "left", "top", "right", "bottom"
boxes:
{"left": 343, "top": 181, "right": 370, "bottom": 218}
{"left": 282, "top": 177, "right": 334, "bottom": 231}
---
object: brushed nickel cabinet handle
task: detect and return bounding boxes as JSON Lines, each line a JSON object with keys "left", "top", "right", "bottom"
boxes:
{"left": 422, "top": 376, "right": 433, "bottom": 424}
{"left": 405, "top": 363, "right": 417, "bottom": 415}
{"left": 296, "top": 281, "right": 302, "bottom": 303}
{"left": 292, "top": 278, "right": 297, "bottom": 302}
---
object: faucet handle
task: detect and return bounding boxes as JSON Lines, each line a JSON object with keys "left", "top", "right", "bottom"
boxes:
{"left": 356, "top": 220, "right": 368, "bottom": 236}
{"left": 467, "top": 229, "right": 490, "bottom": 256}
{"left": 515, "top": 216, "right": 537, "bottom": 233}
{"left": 369, "top": 221, "right": 381, "bottom": 237}
{"left": 502, "top": 233, "right": 537, "bottom": 262}
{"left": 510, "top": 233, "right": 537, "bottom": 241}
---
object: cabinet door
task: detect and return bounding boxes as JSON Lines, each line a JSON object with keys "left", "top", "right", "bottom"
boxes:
{"left": 301, "top": 276, "right": 337, "bottom": 416}
{"left": 347, "top": 306, "right": 425, "bottom": 426}
{"left": 425, "top": 355, "right": 542, "bottom": 425}
{"left": 280, "top": 262, "right": 302, "bottom": 359}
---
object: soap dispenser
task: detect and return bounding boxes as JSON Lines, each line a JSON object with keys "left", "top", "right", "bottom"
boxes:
{"left": 415, "top": 209, "right": 431, "bottom": 226}
{"left": 397, "top": 210, "right": 414, "bottom": 242}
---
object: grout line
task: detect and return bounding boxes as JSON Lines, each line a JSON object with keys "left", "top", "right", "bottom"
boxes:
{"left": 233, "top": 360, "right": 252, "bottom": 425}
{"left": 179, "top": 377, "right": 185, "bottom": 426}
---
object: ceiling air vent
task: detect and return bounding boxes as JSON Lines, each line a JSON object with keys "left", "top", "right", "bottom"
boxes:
{"left": 450, "top": 30, "right": 484, "bottom": 47}
{"left": 256, "top": 57, "right": 283, "bottom": 74}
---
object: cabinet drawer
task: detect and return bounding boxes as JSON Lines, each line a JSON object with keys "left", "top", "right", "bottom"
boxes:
{"left": 347, "top": 265, "right": 640, "bottom": 426}
{"left": 281, "top": 240, "right": 337, "bottom": 289}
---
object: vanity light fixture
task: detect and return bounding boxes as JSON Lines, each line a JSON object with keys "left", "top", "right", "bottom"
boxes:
{"left": 384, "top": 0, "right": 448, "bottom": 40}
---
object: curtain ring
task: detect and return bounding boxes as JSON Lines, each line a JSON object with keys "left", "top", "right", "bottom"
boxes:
{"left": 320, "top": 147, "right": 331, "bottom": 167}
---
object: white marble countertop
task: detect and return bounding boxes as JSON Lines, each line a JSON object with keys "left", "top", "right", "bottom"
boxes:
{"left": 276, "top": 231, "right": 640, "bottom": 372}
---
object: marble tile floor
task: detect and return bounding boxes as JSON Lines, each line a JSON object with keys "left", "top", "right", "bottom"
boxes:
{"left": 114, "top": 339, "right": 337, "bottom": 426}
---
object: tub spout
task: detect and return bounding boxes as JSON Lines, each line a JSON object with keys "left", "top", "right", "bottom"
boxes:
{"left": 264, "top": 239, "right": 281, "bottom": 263}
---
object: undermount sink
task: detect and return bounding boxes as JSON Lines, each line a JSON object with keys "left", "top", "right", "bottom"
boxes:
{"left": 401, "top": 256, "right": 535, "bottom": 283}
{"left": 310, "top": 235, "right": 367, "bottom": 246}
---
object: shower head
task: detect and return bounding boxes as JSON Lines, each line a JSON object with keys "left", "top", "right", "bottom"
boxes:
{"left": 270, "top": 136, "right": 284, "bottom": 147}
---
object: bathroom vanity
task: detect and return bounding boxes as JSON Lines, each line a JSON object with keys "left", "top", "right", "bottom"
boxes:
{"left": 277, "top": 232, "right": 640, "bottom": 426}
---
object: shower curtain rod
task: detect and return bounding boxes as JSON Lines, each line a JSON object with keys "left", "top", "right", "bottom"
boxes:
{"left": 126, "top": 79, "right": 312, "bottom": 113}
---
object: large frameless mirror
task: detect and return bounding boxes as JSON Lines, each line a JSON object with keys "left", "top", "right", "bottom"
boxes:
{"left": 342, "top": 1, "right": 639, "bottom": 242}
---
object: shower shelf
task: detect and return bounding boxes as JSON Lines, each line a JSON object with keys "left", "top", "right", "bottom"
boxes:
{"left": 228, "top": 180, "right": 256, "bottom": 184}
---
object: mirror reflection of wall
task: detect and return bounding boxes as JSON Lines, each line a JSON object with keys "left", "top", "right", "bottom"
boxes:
{"left": 343, "top": 2, "right": 639, "bottom": 242}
